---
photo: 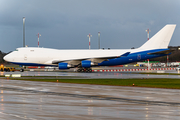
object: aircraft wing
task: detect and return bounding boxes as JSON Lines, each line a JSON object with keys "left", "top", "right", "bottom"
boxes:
{"left": 52, "top": 52, "right": 130, "bottom": 65}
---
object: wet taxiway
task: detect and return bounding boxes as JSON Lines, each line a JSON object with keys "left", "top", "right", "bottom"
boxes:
{"left": 0, "top": 79, "right": 180, "bottom": 120}
{"left": 1, "top": 70, "right": 180, "bottom": 79}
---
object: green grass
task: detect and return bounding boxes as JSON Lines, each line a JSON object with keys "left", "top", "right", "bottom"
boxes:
{"left": 5, "top": 77, "right": 180, "bottom": 89}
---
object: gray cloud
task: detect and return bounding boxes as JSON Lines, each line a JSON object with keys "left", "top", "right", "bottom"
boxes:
{"left": 0, "top": 0, "right": 180, "bottom": 52}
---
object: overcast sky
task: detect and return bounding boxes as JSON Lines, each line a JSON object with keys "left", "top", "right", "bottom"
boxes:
{"left": 0, "top": 0, "right": 180, "bottom": 52}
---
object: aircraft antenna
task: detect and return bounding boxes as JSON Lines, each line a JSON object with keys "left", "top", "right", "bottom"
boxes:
{"left": 87, "top": 33, "right": 92, "bottom": 49}
{"left": 145, "top": 28, "right": 151, "bottom": 40}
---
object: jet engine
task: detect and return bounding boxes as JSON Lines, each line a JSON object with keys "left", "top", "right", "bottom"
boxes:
{"left": 58, "top": 63, "right": 73, "bottom": 69}
{"left": 81, "top": 60, "right": 96, "bottom": 68}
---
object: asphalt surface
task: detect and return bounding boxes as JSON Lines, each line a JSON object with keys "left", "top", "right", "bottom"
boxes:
{"left": 0, "top": 69, "right": 180, "bottom": 119}
{"left": 0, "top": 79, "right": 180, "bottom": 120}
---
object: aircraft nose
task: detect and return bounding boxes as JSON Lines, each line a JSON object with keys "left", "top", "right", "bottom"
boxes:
{"left": 3, "top": 54, "right": 11, "bottom": 62}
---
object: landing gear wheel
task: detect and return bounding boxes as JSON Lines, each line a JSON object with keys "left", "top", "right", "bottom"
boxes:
{"left": 77, "top": 69, "right": 81, "bottom": 72}
{"left": 86, "top": 68, "right": 92, "bottom": 72}
{"left": 81, "top": 68, "right": 85, "bottom": 72}
{"left": 77, "top": 67, "right": 92, "bottom": 73}
{"left": 88, "top": 68, "right": 92, "bottom": 72}
{"left": 20, "top": 69, "right": 24, "bottom": 72}
{"left": 77, "top": 68, "right": 83, "bottom": 72}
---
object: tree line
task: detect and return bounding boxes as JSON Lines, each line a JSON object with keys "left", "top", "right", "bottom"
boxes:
{"left": 0, "top": 51, "right": 7, "bottom": 63}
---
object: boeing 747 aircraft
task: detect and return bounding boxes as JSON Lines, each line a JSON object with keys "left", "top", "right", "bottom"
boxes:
{"left": 4, "top": 24, "right": 176, "bottom": 72}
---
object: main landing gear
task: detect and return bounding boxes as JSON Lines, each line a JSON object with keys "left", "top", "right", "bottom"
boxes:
{"left": 77, "top": 67, "right": 92, "bottom": 72}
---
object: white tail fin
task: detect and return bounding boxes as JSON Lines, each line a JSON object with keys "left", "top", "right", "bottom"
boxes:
{"left": 139, "top": 24, "right": 176, "bottom": 50}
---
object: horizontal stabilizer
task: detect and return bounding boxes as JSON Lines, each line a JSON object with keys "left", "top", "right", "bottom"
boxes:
{"left": 148, "top": 49, "right": 174, "bottom": 55}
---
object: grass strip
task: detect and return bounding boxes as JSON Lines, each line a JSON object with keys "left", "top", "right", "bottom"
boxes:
{"left": 6, "top": 77, "right": 180, "bottom": 89}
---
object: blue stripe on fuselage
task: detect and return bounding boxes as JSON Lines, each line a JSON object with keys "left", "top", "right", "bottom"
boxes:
{"left": 98, "top": 49, "right": 170, "bottom": 66}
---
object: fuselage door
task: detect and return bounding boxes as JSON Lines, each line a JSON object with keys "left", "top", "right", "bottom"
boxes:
{"left": 24, "top": 54, "right": 27, "bottom": 60}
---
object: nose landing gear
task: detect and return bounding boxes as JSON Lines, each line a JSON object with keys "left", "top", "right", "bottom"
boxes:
{"left": 20, "top": 68, "right": 24, "bottom": 72}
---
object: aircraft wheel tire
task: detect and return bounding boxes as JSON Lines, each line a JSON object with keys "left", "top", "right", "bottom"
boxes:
{"left": 81, "top": 69, "right": 85, "bottom": 72}
{"left": 77, "top": 68, "right": 84, "bottom": 72}
{"left": 77, "top": 68, "right": 92, "bottom": 72}
{"left": 88, "top": 69, "right": 92, "bottom": 72}
{"left": 20, "top": 69, "right": 24, "bottom": 72}
{"left": 86, "top": 68, "right": 92, "bottom": 73}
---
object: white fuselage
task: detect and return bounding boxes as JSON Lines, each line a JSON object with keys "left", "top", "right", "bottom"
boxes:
{"left": 4, "top": 47, "right": 138, "bottom": 65}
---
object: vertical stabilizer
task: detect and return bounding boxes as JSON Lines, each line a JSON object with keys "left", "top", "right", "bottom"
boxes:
{"left": 139, "top": 24, "right": 176, "bottom": 50}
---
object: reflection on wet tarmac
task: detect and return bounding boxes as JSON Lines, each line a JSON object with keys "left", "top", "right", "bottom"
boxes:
{"left": 2, "top": 86, "right": 179, "bottom": 106}
{"left": 0, "top": 79, "right": 180, "bottom": 119}
{"left": 1, "top": 89, "right": 3, "bottom": 114}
